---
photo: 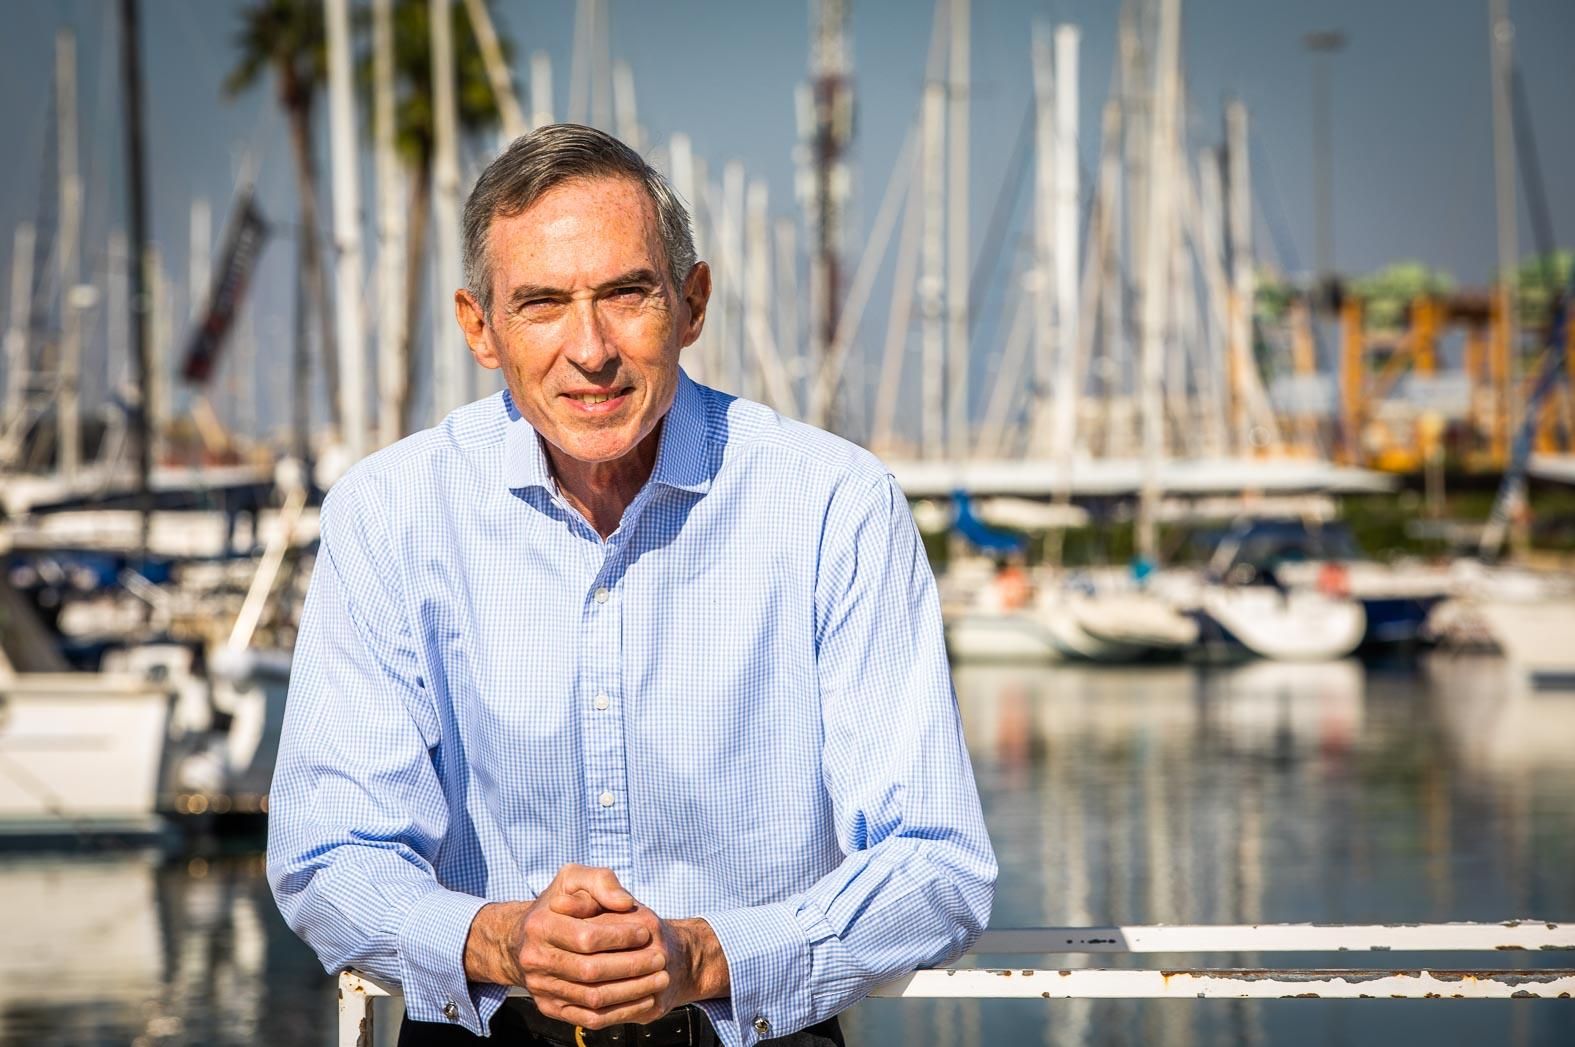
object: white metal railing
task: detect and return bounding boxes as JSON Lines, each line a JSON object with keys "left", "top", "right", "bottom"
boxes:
{"left": 337, "top": 921, "right": 1575, "bottom": 1046}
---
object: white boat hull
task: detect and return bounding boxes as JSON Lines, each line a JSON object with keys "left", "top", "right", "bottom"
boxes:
{"left": 1474, "top": 600, "right": 1575, "bottom": 687}
{"left": 0, "top": 674, "right": 174, "bottom": 836}
{"left": 1068, "top": 592, "right": 1199, "bottom": 660}
{"left": 1039, "top": 600, "right": 1146, "bottom": 663}
{"left": 1196, "top": 588, "right": 1366, "bottom": 662}
{"left": 946, "top": 613, "right": 1061, "bottom": 663}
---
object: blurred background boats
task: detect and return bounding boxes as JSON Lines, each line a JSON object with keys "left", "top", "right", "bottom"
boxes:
{"left": 0, "top": 0, "right": 1569, "bottom": 832}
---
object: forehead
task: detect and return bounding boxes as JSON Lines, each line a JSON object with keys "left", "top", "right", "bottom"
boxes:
{"left": 485, "top": 176, "right": 663, "bottom": 288}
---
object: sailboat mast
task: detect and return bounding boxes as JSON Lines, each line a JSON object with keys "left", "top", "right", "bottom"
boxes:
{"left": 919, "top": 75, "right": 946, "bottom": 460}
{"left": 188, "top": 197, "right": 212, "bottom": 431}
{"left": 462, "top": 0, "right": 527, "bottom": 141}
{"left": 803, "top": 0, "right": 852, "bottom": 431}
{"left": 430, "top": 0, "right": 466, "bottom": 418}
{"left": 1049, "top": 25, "right": 1081, "bottom": 465}
{"left": 529, "top": 52, "right": 554, "bottom": 129}
{"left": 118, "top": 0, "right": 153, "bottom": 553}
{"left": 1137, "top": 0, "right": 1180, "bottom": 563}
{"left": 1488, "top": 0, "right": 1520, "bottom": 460}
{"left": 373, "top": 0, "right": 406, "bottom": 446}
{"left": 1029, "top": 22, "right": 1054, "bottom": 456}
{"left": 1225, "top": 99, "right": 1253, "bottom": 455}
{"left": 57, "top": 29, "right": 84, "bottom": 480}
{"left": 326, "top": 0, "right": 368, "bottom": 463}
{"left": 945, "top": 0, "right": 970, "bottom": 461}
{"left": 0, "top": 225, "right": 35, "bottom": 467}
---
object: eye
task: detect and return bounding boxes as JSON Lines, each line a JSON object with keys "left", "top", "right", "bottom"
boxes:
{"left": 609, "top": 285, "right": 647, "bottom": 301}
{"left": 513, "top": 296, "right": 562, "bottom": 318}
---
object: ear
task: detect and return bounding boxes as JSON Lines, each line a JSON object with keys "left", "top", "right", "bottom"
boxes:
{"left": 677, "top": 262, "right": 711, "bottom": 349}
{"left": 455, "top": 289, "right": 501, "bottom": 370}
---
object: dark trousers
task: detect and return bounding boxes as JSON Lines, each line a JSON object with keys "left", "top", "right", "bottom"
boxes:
{"left": 397, "top": 998, "right": 846, "bottom": 1047}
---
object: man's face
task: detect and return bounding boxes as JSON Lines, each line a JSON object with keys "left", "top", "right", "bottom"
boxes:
{"left": 456, "top": 176, "right": 710, "bottom": 467}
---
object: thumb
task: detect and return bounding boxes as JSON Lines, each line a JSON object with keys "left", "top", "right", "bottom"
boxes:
{"left": 550, "top": 864, "right": 638, "bottom": 914}
{"left": 549, "top": 888, "right": 605, "bottom": 919}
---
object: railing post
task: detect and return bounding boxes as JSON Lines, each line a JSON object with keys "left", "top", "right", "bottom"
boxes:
{"left": 338, "top": 971, "right": 375, "bottom": 1047}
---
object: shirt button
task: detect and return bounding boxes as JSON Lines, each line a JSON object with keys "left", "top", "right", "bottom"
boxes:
{"left": 752, "top": 1016, "right": 771, "bottom": 1035}
{"left": 599, "top": 791, "right": 615, "bottom": 808}
{"left": 594, "top": 693, "right": 610, "bottom": 711}
{"left": 443, "top": 1001, "right": 459, "bottom": 1021}
{"left": 593, "top": 587, "right": 610, "bottom": 604}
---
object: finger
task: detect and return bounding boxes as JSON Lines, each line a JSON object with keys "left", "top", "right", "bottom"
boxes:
{"left": 538, "top": 910, "right": 654, "bottom": 955}
{"left": 553, "top": 864, "right": 638, "bottom": 913}
{"left": 540, "top": 941, "right": 667, "bottom": 984}
{"left": 556, "top": 997, "right": 664, "bottom": 1031}
{"left": 529, "top": 968, "right": 672, "bottom": 1012}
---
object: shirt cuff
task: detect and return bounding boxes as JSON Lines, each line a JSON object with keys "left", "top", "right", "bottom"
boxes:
{"left": 695, "top": 902, "right": 812, "bottom": 1047}
{"left": 395, "top": 886, "right": 505, "bottom": 1035}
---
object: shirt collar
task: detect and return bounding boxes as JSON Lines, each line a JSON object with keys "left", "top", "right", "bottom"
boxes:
{"left": 501, "top": 369, "right": 713, "bottom": 495}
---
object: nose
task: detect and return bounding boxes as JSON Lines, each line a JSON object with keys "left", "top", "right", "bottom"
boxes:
{"left": 565, "top": 298, "right": 618, "bottom": 375}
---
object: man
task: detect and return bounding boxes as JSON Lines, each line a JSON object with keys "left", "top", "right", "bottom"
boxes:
{"left": 268, "top": 124, "right": 995, "bottom": 1047}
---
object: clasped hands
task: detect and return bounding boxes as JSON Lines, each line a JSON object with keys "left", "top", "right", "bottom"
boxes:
{"left": 465, "top": 864, "right": 730, "bottom": 1029}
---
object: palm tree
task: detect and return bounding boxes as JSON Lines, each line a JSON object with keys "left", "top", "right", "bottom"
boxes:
{"left": 224, "top": 0, "right": 341, "bottom": 455}
{"left": 372, "top": 0, "right": 506, "bottom": 433}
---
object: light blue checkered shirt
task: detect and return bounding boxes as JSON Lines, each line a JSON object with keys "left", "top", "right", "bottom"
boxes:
{"left": 267, "top": 371, "right": 995, "bottom": 1045}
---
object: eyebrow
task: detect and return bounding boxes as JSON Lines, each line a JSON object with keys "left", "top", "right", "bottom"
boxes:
{"left": 505, "top": 269, "right": 663, "bottom": 310}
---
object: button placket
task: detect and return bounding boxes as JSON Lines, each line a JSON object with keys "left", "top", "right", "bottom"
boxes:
{"left": 581, "top": 549, "right": 631, "bottom": 874}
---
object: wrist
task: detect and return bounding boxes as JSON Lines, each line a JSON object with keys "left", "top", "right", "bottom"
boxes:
{"left": 674, "top": 917, "right": 730, "bottom": 1002}
{"left": 465, "top": 901, "right": 529, "bottom": 986}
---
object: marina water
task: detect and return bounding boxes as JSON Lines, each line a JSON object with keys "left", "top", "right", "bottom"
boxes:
{"left": 2, "top": 655, "right": 1572, "bottom": 1045}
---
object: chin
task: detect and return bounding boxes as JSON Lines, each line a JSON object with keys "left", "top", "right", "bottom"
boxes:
{"left": 562, "top": 432, "right": 640, "bottom": 464}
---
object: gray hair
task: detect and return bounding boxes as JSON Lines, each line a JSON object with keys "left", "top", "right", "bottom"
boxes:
{"left": 462, "top": 123, "right": 698, "bottom": 319}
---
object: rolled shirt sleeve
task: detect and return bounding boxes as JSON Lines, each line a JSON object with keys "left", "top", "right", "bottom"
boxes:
{"left": 266, "top": 479, "right": 504, "bottom": 1034}
{"left": 696, "top": 472, "right": 997, "bottom": 1047}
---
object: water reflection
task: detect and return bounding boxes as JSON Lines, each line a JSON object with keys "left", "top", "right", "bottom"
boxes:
{"left": 3, "top": 660, "right": 1573, "bottom": 1046}
{"left": 0, "top": 852, "right": 332, "bottom": 1046}
{"left": 1425, "top": 653, "right": 1575, "bottom": 774}
{"left": 848, "top": 659, "right": 1575, "bottom": 1047}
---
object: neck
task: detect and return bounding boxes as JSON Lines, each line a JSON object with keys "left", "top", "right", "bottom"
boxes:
{"left": 546, "top": 423, "right": 663, "bottom": 538}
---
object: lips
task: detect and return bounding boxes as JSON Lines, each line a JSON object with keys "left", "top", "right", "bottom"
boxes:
{"left": 561, "top": 386, "right": 634, "bottom": 414}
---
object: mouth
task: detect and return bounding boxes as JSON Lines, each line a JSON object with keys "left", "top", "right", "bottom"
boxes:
{"left": 560, "top": 386, "right": 634, "bottom": 415}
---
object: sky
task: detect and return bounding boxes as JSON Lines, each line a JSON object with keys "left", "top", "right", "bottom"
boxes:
{"left": 0, "top": 0, "right": 1572, "bottom": 443}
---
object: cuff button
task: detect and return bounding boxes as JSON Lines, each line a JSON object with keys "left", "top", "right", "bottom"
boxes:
{"left": 443, "top": 1001, "right": 459, "bottom": 1021}
{"left": 752, "top": 1016, "right": 771, "bottom": 1035}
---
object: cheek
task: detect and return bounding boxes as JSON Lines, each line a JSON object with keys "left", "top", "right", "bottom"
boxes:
{"left": 496, "top": 335, "right": 557, "bottom": 383}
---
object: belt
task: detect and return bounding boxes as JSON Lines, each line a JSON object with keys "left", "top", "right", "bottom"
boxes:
{"left": 504, "top": 998, "right": 716, "bottom": 1047}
